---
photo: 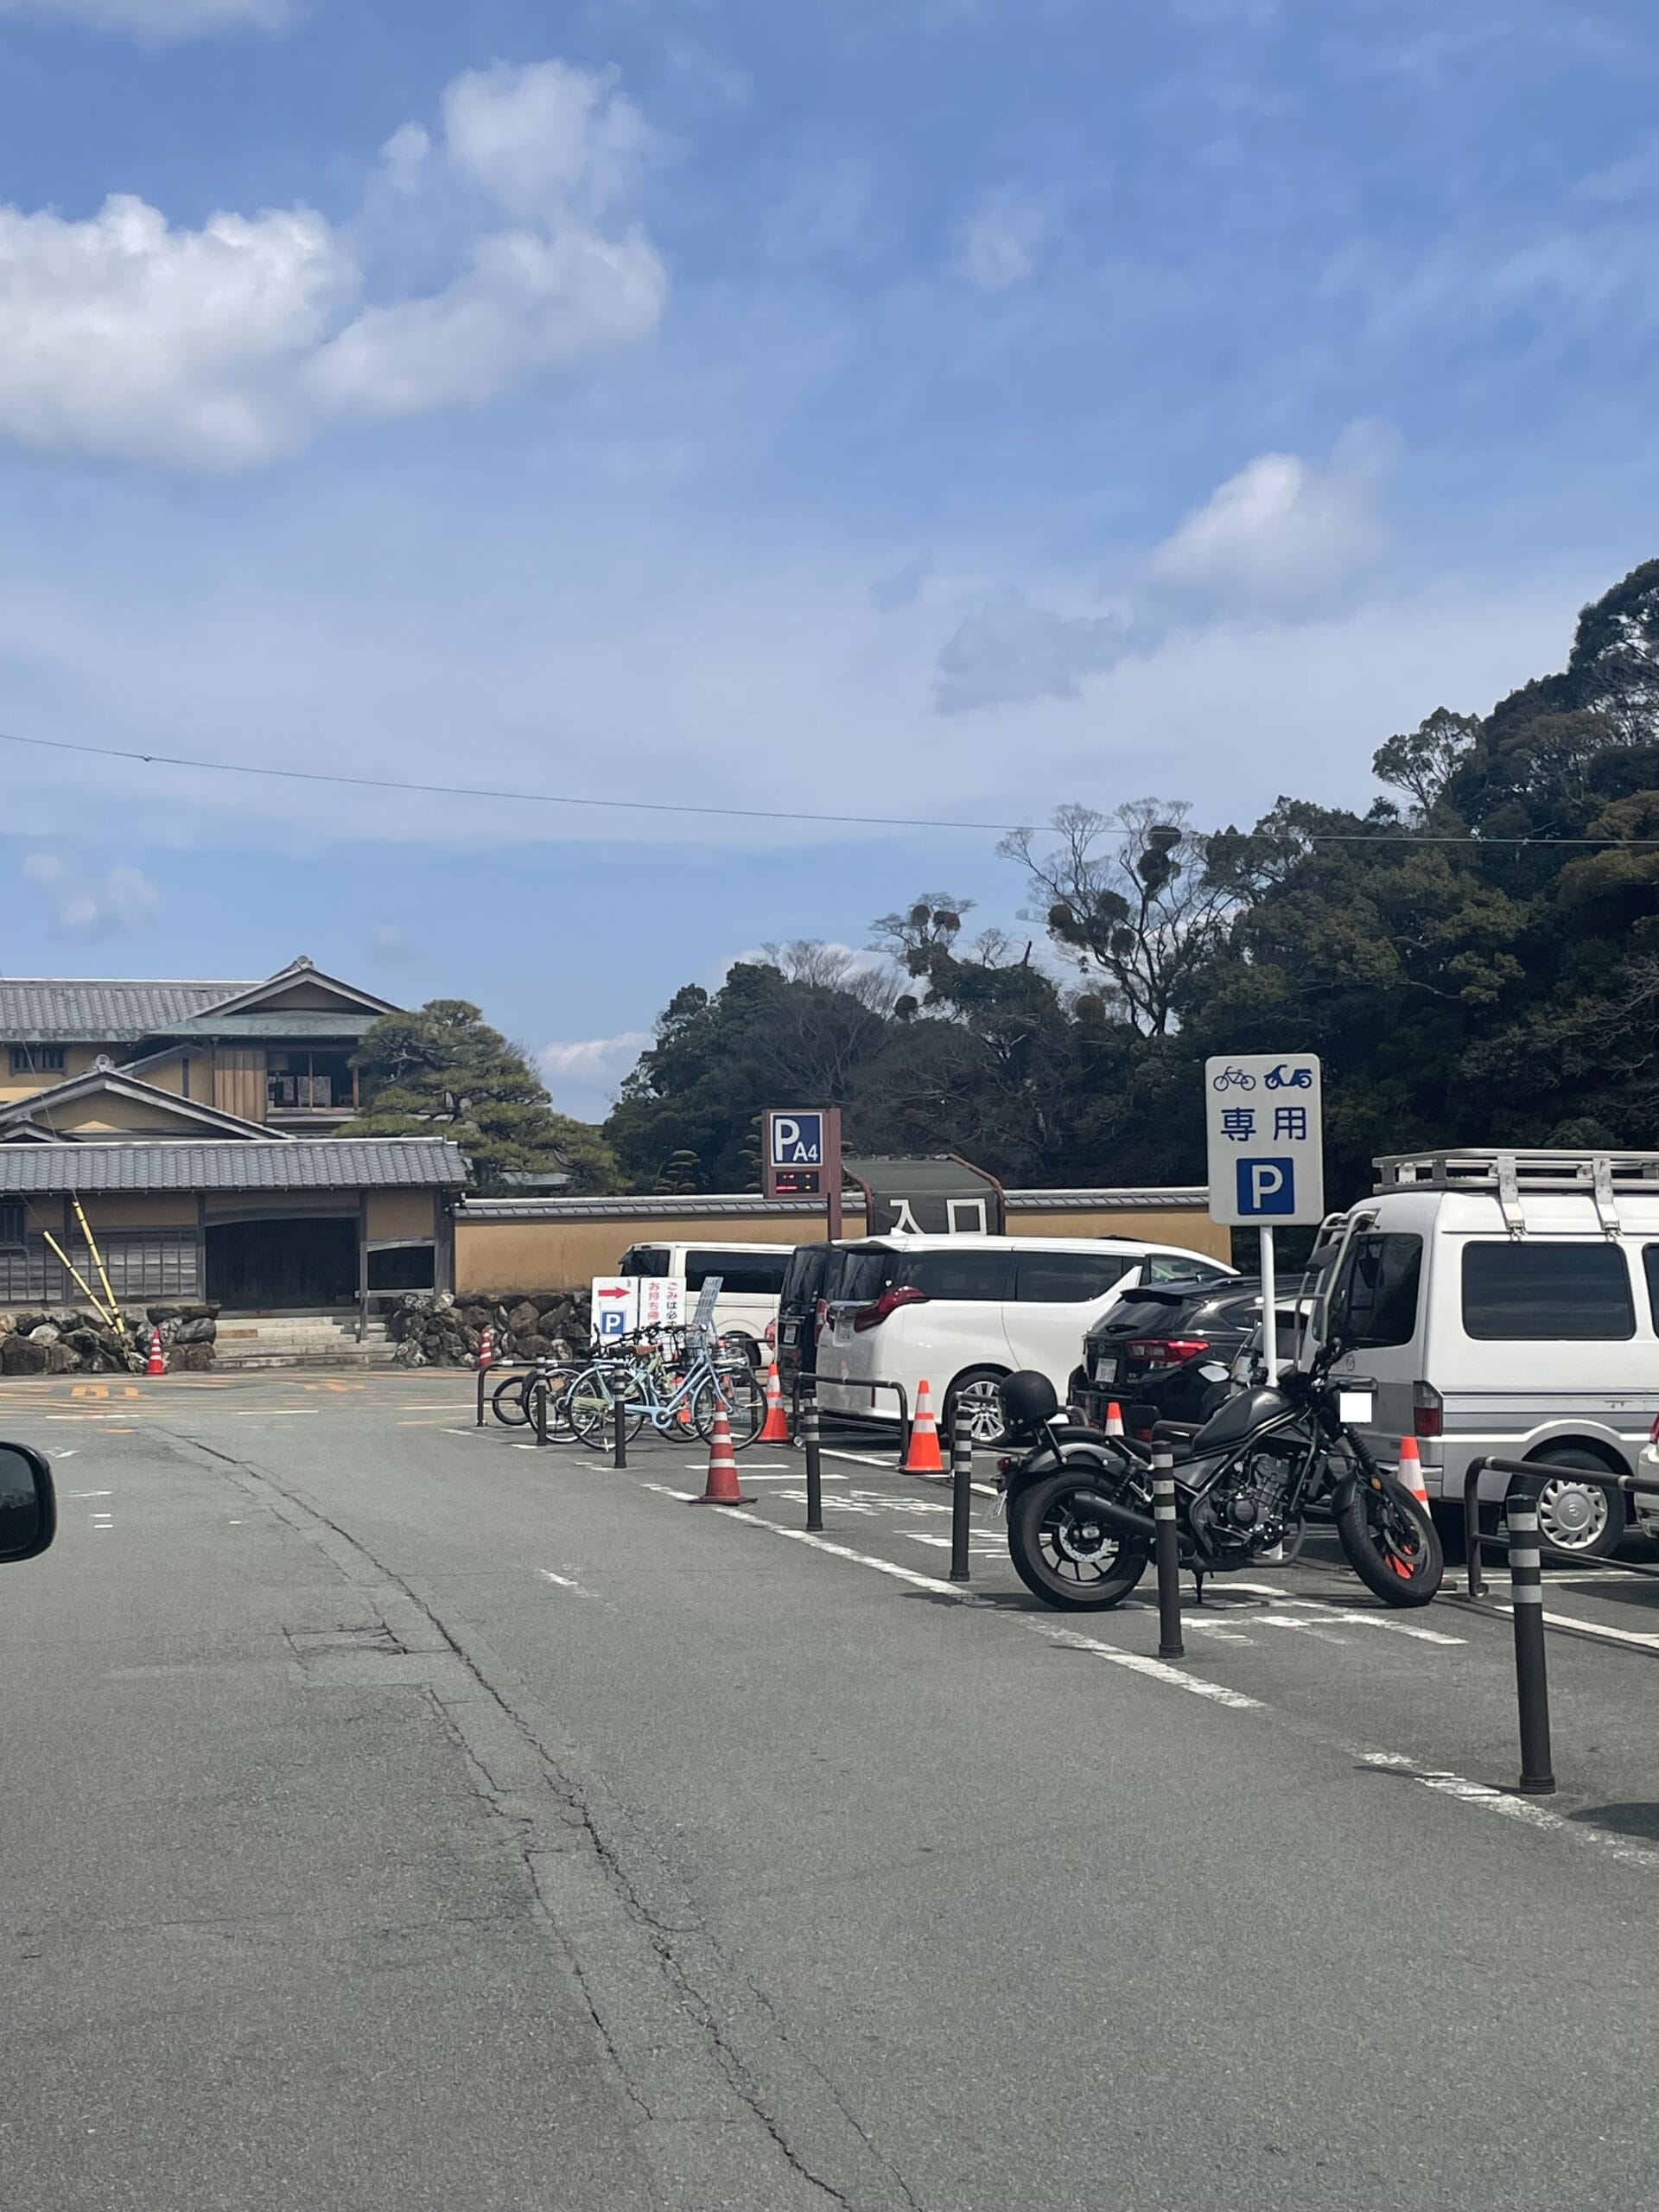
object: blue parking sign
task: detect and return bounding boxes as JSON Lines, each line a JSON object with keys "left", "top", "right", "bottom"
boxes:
{"left": 1236, "top": 1157, "right": 1295, "bottom": 1217}
{"left": 770, "top": 1111, "right": 823, "bottom": 1167}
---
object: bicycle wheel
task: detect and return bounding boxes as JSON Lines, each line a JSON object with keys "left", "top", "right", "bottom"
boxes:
{"left": 568, "top": 1365, "right": 649, "bottom": 1452}
{"left": 693, "top": 1369, "right": 766, "bottom": 1447}
{"left": 491, "top": 1373, "right": 531, "bottom": 1427}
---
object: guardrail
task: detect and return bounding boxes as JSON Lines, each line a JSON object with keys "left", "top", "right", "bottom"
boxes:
{"left": 1462, "top": 1454, "right": 1659, "bottom": 1795}
{"left": 787, "top": 1373, "right": 912, "bottom": 1461}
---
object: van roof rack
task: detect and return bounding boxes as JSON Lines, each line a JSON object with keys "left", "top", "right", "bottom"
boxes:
{"left": 1373, "top": 1148, "right": 1659, "bottom": 1237}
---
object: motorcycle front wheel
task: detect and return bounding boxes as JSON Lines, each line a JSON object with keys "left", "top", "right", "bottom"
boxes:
{"left": 1007, "top": 1471, "right": 1151, "bottom": 1611}
{"left": 1336, "top": 1471, "right": 1443, "bottom": 1607}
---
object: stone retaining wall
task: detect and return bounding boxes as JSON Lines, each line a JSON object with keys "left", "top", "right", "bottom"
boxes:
{"left": 0, "top": 1305, "right": 219, "bottom": 1376}
{"left": 385, "top": 1289, "right": 594, "bottom": 1368}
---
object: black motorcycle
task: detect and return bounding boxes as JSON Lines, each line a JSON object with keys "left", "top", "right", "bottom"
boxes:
{"left": 999, "top": 1342, "right": 1442, "bottom": 1611}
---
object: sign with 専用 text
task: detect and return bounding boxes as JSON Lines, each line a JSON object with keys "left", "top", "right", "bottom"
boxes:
{"left": 1205, "top": 1055, "right": 1325, "bottom": 1226}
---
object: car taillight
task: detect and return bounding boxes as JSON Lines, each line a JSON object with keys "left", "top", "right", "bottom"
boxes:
{"left": 1649, "top": 1411, "right": 1659, "bottom": 1446}
{"left": 765, "top": 1319, "right": 776, "bottom": 1346}
{"left": 852, "top": 1285, "right": 929, "bottom": 1332}
{"left": 1128, "top": 1337, "right": 1211, "bottom": 1370}
{"left": 1413, "top": 1382, "right": 1443, "bottom": 1439}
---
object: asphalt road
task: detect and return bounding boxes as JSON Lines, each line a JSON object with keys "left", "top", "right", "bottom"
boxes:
{"left": 7, "top": 1370, "right": 1659, "bottom": 2209}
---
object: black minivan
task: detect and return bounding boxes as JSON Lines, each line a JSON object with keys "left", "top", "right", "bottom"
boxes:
{"left": 775, "top": 1243, "right": 850, "bottom": 1392}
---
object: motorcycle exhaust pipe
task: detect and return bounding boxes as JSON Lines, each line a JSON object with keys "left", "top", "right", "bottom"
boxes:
{"left": 1071, "top": 1489, "right": 1159, "bottom": 1544}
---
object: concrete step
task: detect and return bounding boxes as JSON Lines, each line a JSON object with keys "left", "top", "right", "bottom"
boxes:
{"left": 212, "top": 1309, "right": 397, "bottom": 1370}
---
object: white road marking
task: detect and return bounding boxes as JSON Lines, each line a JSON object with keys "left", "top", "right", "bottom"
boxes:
{"left": 90, "top": 1514, "right": 113, "bottom": 1529}
{"left": 1259, "top": 1615, "right": 1351, "bottom": 1646}
{"left": 539, "top": 1568, "right": 590, "bottom": 1595}
{"left": 56, "top": 1450, "right": 78, "bottom": 1459}
{"left": 66, "top": 1490, "right": 111, "bottom": 1498}
{"left": 629, "top": 1468, "right": 1659, "bottom": 1874}
{"left": 639, "top": 1480, "right": 1267, "bottom": 1707}
{"left": 1357, "top": 1751, "right": 1659, "bottom": 1872}
{"left": 1222, "top": 1582, "right": 1465, "bottom": 1643}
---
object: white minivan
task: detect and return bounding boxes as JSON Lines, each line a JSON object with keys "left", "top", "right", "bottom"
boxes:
{"left": 818, "top": 1235, "right": 1236, "bottom": 1445}
{"left": 619, "top": 1242, "right": 790, "bottom": 1368}
{"left": 1313, "top": 1148, "right": 1659, "bottom": 1556}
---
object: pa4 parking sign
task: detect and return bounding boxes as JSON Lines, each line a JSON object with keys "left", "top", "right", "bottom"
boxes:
{"left": 1205, "top": 1055, "right": 1325, "bottom": 1226}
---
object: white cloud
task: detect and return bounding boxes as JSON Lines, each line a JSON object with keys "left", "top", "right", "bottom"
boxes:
{"left": 1149, "top": 422, "right": 1394, "bottom": 609}
{"left": 934, "top": 586, "right": 1124, "bottom": 712}
{"left": 22, "top": 851, "right": 159, "bottom": 934}
{"left": 0, "top": 58, "right": 665, "bottom": 467}
{"left": 538, "top": 1031, "right": 651, "bottom": 1119}
{"left": 957, "top": 191, "right": 1047, "bottom": 291}
{"left": 0, "top": 0, "right": 286, "bottom": 34}
{"left": 442, "top": 60, "right": 653, "bottom": 226}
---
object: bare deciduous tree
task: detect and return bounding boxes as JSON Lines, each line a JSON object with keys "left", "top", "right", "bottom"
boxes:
{"left": 997, "top": 800, "right": 1235, "bottom": 1035}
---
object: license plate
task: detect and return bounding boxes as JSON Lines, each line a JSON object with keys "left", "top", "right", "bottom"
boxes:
{"left": 781, "top": 1323, "right": 798, "bottom": 1345}
{"left": 832, "top": 1319, "right": 852, "bottom": 1348}
{"left": 1338, "top": 1389, "right": 1375, "bottom": 1426}
{"left": 1092, "top": 1354, "right": 1121, "bottom": 1384}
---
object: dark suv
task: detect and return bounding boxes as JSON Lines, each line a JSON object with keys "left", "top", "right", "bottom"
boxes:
{"left": 1077, "top": 1277, "right": 1304, "bottom": 1433}
{"left": 775, "top": 1243, "right": 849, "bottom": 1394}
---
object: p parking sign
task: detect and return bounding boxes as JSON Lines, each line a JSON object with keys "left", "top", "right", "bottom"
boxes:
{"left": 1205, "top": 1056, "right": 1324, "bottom": 1226}
{"left": 769, "top": 1111, "right": 824, "bottom": 1168}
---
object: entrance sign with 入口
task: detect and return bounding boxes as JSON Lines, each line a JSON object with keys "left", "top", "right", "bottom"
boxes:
{"left": 1205, "top": 1055, "right": 1325, "bottom": 1226}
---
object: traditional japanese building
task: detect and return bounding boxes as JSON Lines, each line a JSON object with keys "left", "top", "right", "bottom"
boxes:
{"left": 0, "top": 958, "right": 465, "bottom": 1313}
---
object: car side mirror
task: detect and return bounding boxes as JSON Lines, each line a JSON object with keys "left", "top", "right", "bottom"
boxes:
{"left": 0, "top": 1442, "right": 56, "bottom": 1564}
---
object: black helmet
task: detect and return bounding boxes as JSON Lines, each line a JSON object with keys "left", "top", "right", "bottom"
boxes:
{"left": 999, "top": 1370, "right": 1060, "bottom": 1438}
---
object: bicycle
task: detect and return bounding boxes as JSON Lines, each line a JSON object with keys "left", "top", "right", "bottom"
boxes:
{"left": 491, "top": 1363, "right": 581, "bottom": 1438}
{"left": 565, "top": 1327, "right": 765, "bottom": 1451}
{"left": 1211, "top": 1065, "right": 1257, "bottom": 1092}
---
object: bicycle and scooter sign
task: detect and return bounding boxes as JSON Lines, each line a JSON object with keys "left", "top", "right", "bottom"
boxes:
{"left": 1205, "top": 1055, "right": 1325, "bottom": 1226}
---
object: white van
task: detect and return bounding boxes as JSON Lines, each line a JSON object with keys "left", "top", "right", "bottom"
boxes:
{"left": 818, "top": 1235, "right": 1235, "bottom": 1445}
{"left": 1313, "top": 1149, "right": 1659, "bottom": 1556}
{"left": 619, "top": 1242, "right": 791, "bottom": 1367}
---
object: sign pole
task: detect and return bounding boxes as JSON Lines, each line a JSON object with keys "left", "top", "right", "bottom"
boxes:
{"left": 1258, "top": 1224, "right": 1277, "bottom": 1381}
{"left": 825, "top": 1108, "right": 842, "bottom": 1243}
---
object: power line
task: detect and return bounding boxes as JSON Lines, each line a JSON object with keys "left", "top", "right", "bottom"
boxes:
{"left": 6, "top": 727, "right": 1659, "bottom": 847}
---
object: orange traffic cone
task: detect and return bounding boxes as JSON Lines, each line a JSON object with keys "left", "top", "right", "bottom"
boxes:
{"left": 478, "top": 1325, "right": 494, "bottom": 1370}
{"left": 904, "top": 1378, "right": 946, "bottom": 1473}
{"left": 1104, "top": 1401, "right": 1125, "bottom": 1437}
{"left": 1398, "top": 1434, "right": 1431, "bottom": 1508}
{"left": 689, "top": 1408, "right": 753, "bottom": 1505}
{"left": 759, "top": 1361, "right": 791, "bottom": 1443}
{"left": 145, "top": 1326, "right": 166, "bottom": 1378}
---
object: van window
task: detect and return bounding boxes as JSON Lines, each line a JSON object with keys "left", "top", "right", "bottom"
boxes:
{"left": 1462, "top": 1242, "right": 1635, "bottom": 1340}
{"left": 1014, "top": 1251, "right": 1137, "bottom": 1302}
{"left": 1643, "top": 1247, "right": 1659, "bottom": 1330}
{"left": 893, "top": 1249, "right": 1016, "bottom": 1301}
{"left": 1332, "top": 1233, "right": 1423, "bottom": 1350}
{"left": 686, "top": 1249, "right": 789, "bottom": 1296}
{"left": 620, "top": 1246, "right": 669, "bottom": 1279}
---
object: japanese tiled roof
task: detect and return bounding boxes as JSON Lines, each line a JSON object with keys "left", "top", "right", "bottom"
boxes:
{"left": 0, "top": 1140, "right": 466, "bottom": 1194}
{"left": 0, "top": 981, "right": 256, "bottom": 1043}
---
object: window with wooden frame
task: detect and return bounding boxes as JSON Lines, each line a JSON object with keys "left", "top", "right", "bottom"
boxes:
{"left": 9, "top": 1045, "right": 66, "bottom": 1076}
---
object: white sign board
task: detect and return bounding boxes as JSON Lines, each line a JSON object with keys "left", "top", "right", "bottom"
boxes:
{"left": 591, "top": 1275, "right": 687, "bottom": 1341}
{"left": 1205, "top": 1055, "right": 1325, "bottom": 1227}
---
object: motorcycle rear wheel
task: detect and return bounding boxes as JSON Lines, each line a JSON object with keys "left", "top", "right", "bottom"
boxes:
{"left": 1007, "top": 1471, "right": 1151, "bottom": 1611}
{"left": 1336, "top": 1471, "right": 1443, "bottom": 1607}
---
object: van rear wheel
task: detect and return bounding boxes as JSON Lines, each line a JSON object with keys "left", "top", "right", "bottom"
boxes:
{"left": 946, "top": 1369, "right": 1011, "bottom": 1449}
{"left": 1520, "top": 1450, "right": 1626, "bottom": 1561}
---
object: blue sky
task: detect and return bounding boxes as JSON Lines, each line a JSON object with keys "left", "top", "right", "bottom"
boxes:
{"left": 3, "top": 0, "right": 1658, "bottom": 1114}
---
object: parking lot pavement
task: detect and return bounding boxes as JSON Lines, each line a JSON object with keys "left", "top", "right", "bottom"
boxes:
{"left": 14, "top": 1372, "right": 1659, "bottom": 2208}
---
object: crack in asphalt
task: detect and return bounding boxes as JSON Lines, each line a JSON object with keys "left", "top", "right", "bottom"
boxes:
{"left": 168, "top": 1424, "right": 893, "bottom": 2211}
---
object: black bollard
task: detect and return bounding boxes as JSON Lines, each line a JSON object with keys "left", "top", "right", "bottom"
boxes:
{"left": 1153, "top": 1442, "right": 1183, "bottom": 1660}
{"left": 802, "top": 1398, "right": 823, "bottom": 1532}
{"left": 534, "top": 1372, "right": 550, "bottom": 1448}
{"left": 1506, "top": 1487, "right": 1555, "bottom": 1795}
{"left": 612, "top": 1391, "right": 627, "bottom": 1470}
{"left": 950, "top": 1421, "right": 973, "bottom": 1583}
